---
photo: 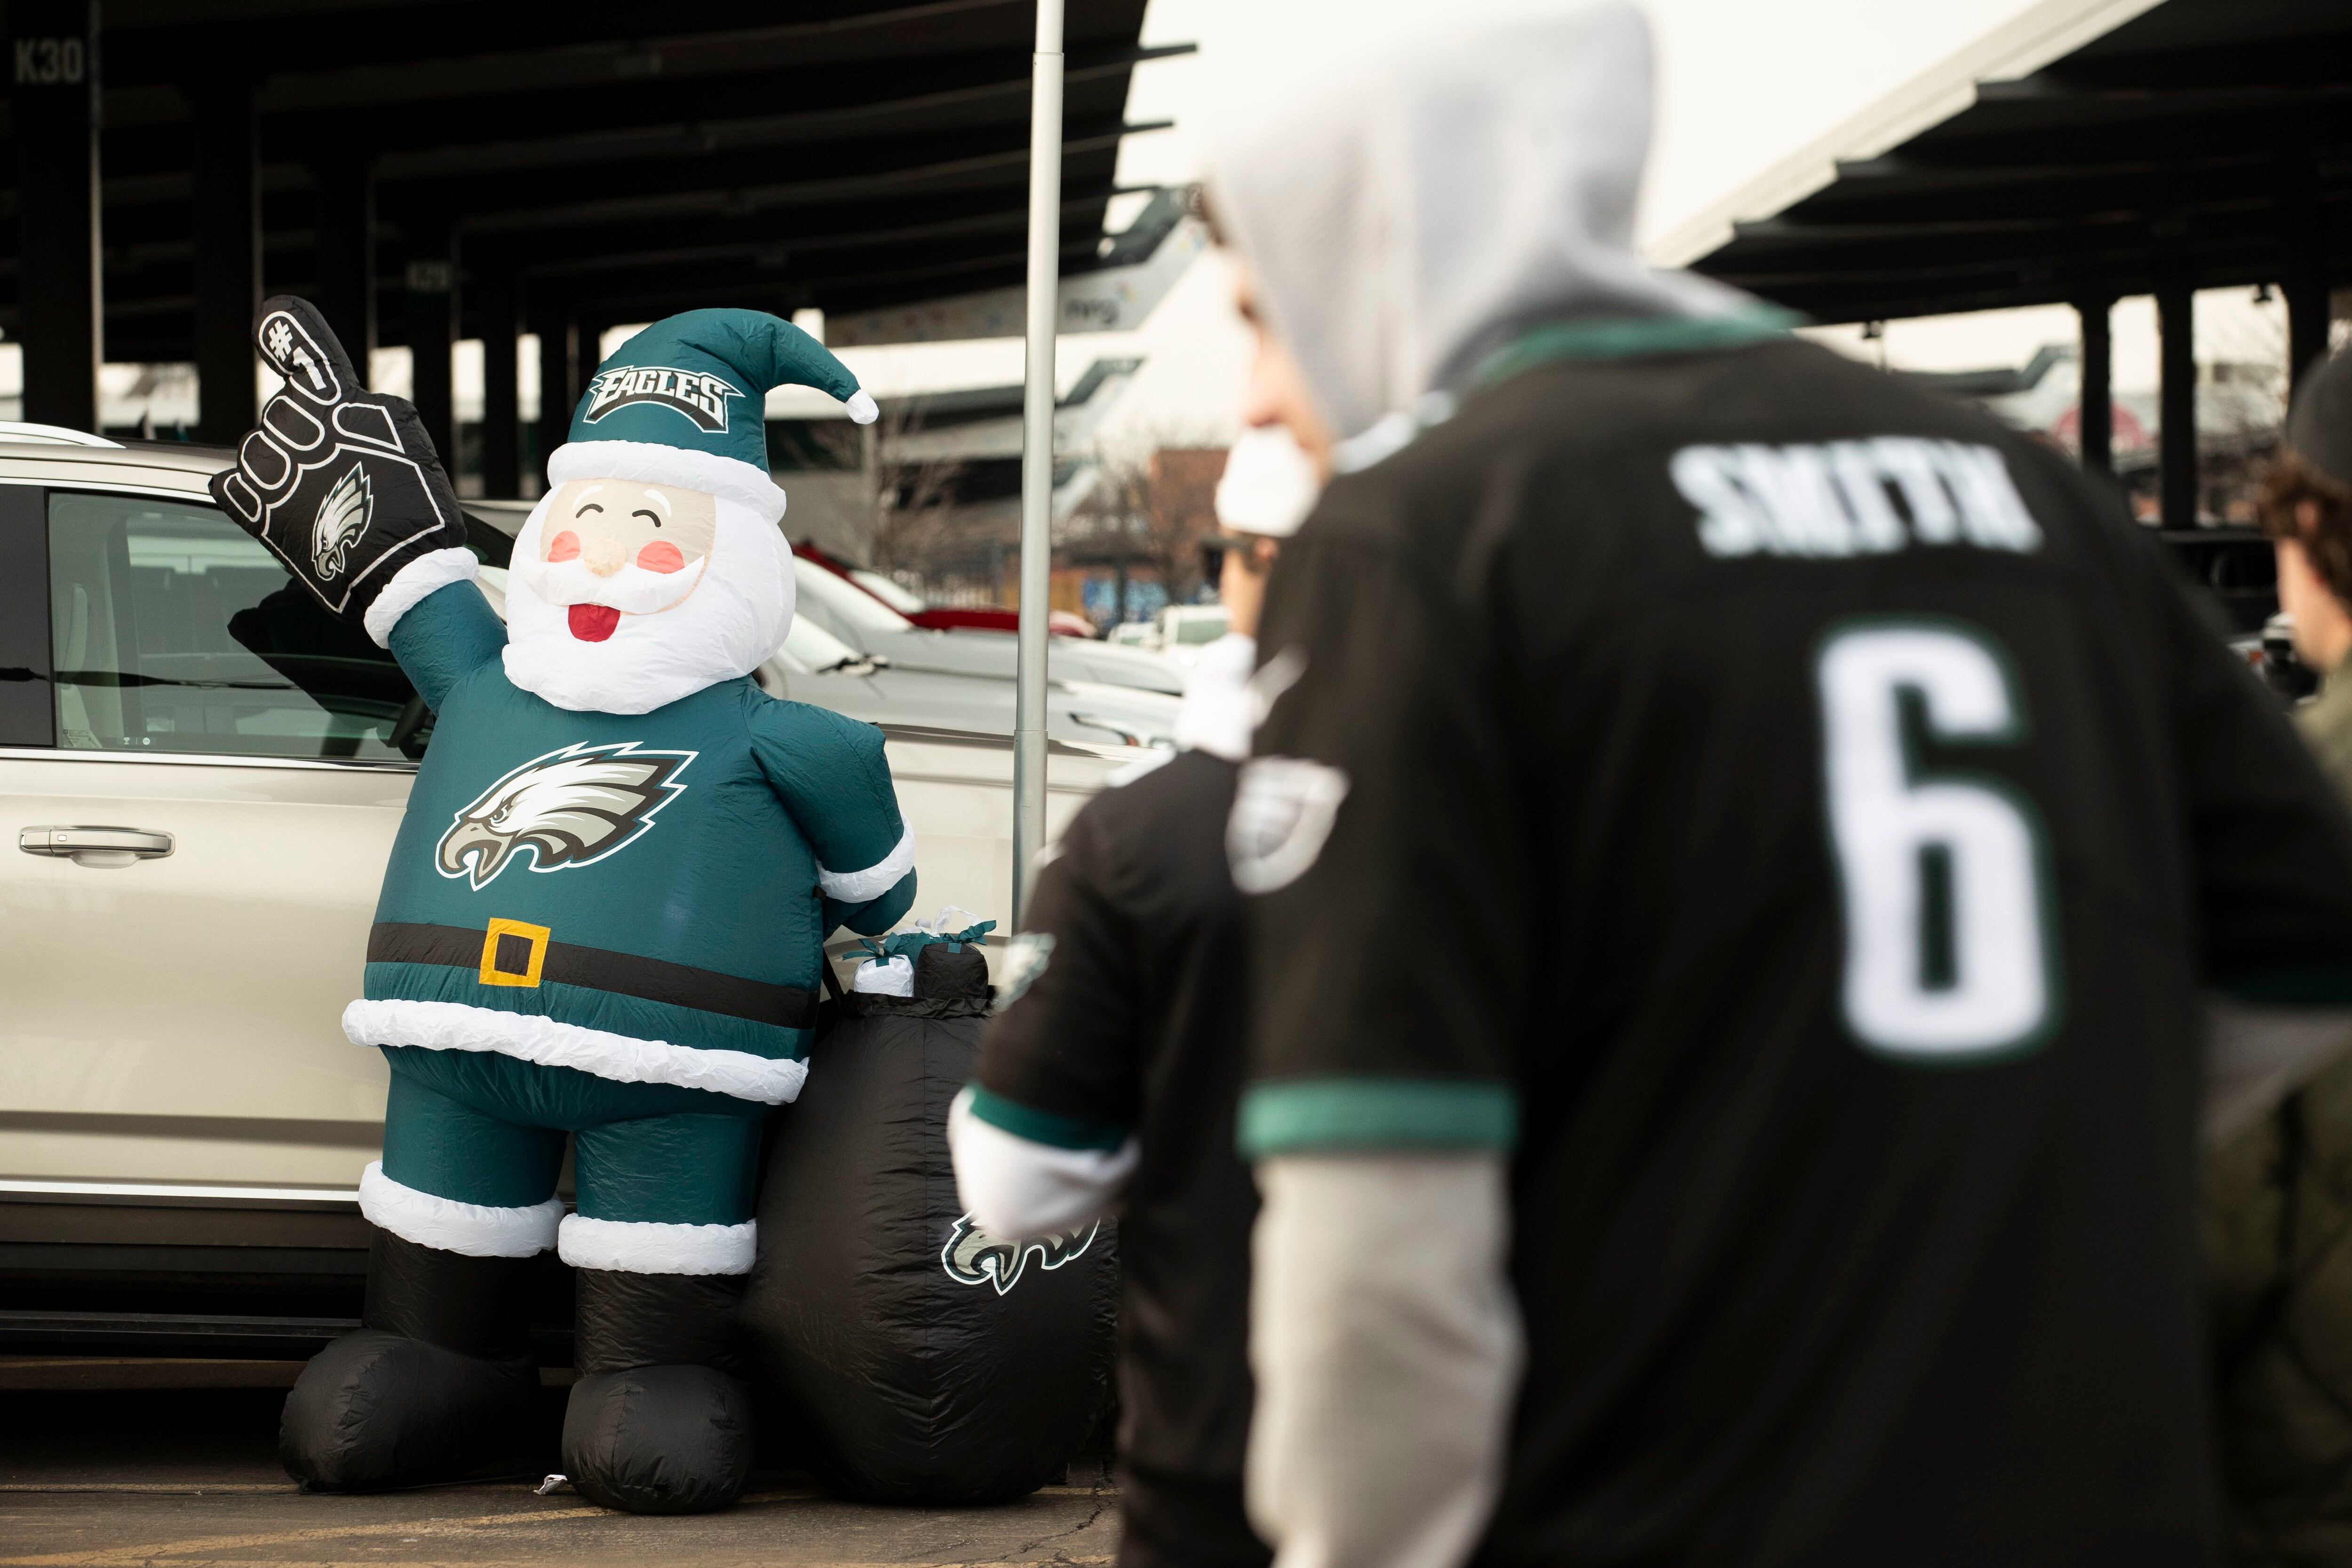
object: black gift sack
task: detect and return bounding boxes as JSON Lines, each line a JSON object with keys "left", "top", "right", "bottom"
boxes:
{"left": 744, "top": 970, "right": 1117, "bottom": 1504}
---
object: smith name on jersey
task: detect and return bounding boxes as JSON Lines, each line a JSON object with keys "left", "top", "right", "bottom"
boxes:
{"left": 343, "top": 580, "right": 915, "bottom": 1106}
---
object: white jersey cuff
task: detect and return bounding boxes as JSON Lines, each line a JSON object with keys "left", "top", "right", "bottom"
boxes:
{"left": 948, "top": 1084, "right": 1138, "bottom": 1240}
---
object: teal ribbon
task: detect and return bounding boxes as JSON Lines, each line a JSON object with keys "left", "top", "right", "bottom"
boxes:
{"left": 850, "top": 918, "right": 997, "bottom": 968}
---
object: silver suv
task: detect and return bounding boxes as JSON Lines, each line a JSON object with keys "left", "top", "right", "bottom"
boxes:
{"left": 0, "top": 437, "right": 1125, "bottom": 1362}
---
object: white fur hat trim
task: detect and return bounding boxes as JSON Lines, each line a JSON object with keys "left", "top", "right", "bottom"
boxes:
{"left": 546, "top": 440, "right": 789, "bottom": 525}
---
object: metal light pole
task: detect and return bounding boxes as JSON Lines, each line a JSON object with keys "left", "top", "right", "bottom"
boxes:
{"left": 1011, "top": 0, "right": 1063, "bottom": 930}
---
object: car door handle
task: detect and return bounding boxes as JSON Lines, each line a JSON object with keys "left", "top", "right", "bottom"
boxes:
{"left": 19, "top": 825, "right": 175, "bottom": 868}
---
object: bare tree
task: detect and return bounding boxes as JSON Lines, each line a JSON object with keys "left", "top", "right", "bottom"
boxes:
{"left": 809, "top": 400, "right": 967, "bottom": 578}
{"left": 1068, "top": 437, "right": 1228, "bottom": 617}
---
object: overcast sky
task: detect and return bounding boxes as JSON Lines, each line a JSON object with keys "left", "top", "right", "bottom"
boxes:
{"left": 1114, "top": 0, "right": 2052, "bottom": 248}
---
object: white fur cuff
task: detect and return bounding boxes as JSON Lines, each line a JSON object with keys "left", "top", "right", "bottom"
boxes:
{"left": 546, "top": 440, "right": 788, "bottom": 525}
{"left": 344, "top": 998, "right": 810, "bottom": 1105}
{"left": 358, "top": 1161, "right": 564, "bottom": 1258}
{"left": 363, "top": 548, "right": 481, "bottom": 647}
{"left": 818, "top": 825, "right": 917, "bottom": 903}
{"left": 559, "top": 1214, "right": 756, "bottom": 1276}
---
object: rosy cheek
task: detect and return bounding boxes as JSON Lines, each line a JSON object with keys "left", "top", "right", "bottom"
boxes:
{"left": 546, "top": 530, "right": 581, "bottom": 563}
{"left": 636, "top": 541, "right": 686, "bottom": 574}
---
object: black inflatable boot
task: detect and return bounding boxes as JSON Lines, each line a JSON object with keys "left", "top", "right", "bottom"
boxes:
{"left": 561, "top": 1268, "right": 754, "bottom": 1514}
{"left": 281, "top": 1229, "right": 544, "bottom": 1490}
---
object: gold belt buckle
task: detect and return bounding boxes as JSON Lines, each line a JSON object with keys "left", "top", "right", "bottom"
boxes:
{"left": 479, "top": 918, "right": 550, "bottom": 987}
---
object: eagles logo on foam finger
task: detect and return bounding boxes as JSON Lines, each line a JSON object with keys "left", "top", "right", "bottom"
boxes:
{"left": 437, "top": 741, "right": 695, "bottom": 891}
{"left": 312, "top": 463, "right": 372, "bottom": 581}
{"left": 939, "top": 1212, "right": 1100, "bottom": 1297}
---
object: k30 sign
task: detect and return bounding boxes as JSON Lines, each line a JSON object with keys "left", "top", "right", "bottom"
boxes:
{"left": 7, "top": 0, "right": 98, "bottom": 132}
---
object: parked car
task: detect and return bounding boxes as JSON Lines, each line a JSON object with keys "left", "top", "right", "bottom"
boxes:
{"left": 470, "top": 501, "right": 1182, "bottom": 748}
{"left": 795, "top": 542, "right": 1097, "bottom": 639}
{"left": 0, "top": 440, "right": 1135, "bottom": 1363}
{"left": 1153, "top": 604, "right": 1232, "bottom": 665}
{"left": 784, "top": 549, "right": 1189, "bottom": 696}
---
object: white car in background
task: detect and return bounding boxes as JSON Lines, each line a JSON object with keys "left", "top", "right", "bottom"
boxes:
{"left": 0, "top": 440, "right": 1130, "bottom": 1364}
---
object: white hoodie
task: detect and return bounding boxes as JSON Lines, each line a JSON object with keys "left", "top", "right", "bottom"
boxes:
{"left": 1206, "top": 2, "right": 1750, "bottom": 453}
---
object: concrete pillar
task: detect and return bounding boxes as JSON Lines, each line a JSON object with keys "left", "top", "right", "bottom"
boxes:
{"left": 310, "top": 151, "right": 377, "bottom": 364}
{"left": 2285, "top": 214, "right": 2332, "bottom": 393}
{"left": 476, "top": 263, "right": 521, "bottom": 499}
{"left": 10, "top": 0, "right": 103, "bottom": 432}
{"left": 2076, "top": 294, "right": 2113, "bottom": 479}
{"left": 2157, "top": 275, "right": 2197, "bottom": 527}
{"left": 529, "top": 298, "right": 577, "bottom": 488}
{"left": 193, "top": 71, "right": 261, "bottom": 445}
{"left": 404, "top": 218, "right": 457, "bottom": 467}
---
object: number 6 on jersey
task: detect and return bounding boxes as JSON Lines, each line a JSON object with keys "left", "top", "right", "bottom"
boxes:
{"left": 1818, "top": 622, "right": 2053, "bottom": 1060}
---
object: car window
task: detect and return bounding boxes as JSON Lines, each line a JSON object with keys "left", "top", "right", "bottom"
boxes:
{"left": 48, "top": 490, "right": 430, "bottom": 762}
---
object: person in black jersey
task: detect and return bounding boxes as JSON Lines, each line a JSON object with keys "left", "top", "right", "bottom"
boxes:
{"left": 1208, "top": 8, "right": 2352, "bottom": 1568}
{"left": 948, "top": 412, "right": 1325, "bottom": 1565}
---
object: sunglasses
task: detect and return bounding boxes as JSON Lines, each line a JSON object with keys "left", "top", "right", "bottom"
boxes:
{"left": 1199, "top": 532, "right": 1263, "bottom": 583}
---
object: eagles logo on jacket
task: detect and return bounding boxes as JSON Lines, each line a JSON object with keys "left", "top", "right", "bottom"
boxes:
{"left": 343, "top": 574, "right": 915, "bottom": 1106}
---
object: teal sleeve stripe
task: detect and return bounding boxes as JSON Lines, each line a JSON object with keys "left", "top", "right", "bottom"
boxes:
{"left": 965, "top": 1084, "right": 1132, "bottom": 1153}
{"left": 2219, "top": 967, "right": 2352, "bottom": 1006}
{"left": 1238, "top": 1076, "right": 1519, "bottom": 1158}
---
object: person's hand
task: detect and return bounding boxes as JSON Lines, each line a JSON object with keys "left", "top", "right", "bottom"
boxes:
{"left": 208, "top": 295, "right": 468, "bottom": 624}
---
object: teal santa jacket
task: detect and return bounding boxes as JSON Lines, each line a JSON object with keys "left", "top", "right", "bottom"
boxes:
{"left": 342, "top": 581, "right": 916, "bottom": 1105}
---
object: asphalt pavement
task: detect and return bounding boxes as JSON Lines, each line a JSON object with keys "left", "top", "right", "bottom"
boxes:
{"left": 0, "top": 1374, "right": 1120, "bottom": 1567}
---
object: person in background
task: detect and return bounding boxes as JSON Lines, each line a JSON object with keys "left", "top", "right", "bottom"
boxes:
{"left": 1209, "top": 6, "right": 2352, "bottom": 1566}
{"left": 946, "top": 406, "right": 1324, "bottom": 1567}
{"left": 2206, "top": 348, "right": 2352, "bottom": 1561}
{"left": 2264, "top": 357, "right": 2352, "bottom": 776}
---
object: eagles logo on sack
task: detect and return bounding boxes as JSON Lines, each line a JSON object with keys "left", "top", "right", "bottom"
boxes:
{"left": 437, "top": 741, "right": 694, "bottom": 890}
{"left": 580, "top": 366, "right": 741, "bottom": 434}
{"left": 940, "top": 1212, "right": 1099, "bottom": 1296}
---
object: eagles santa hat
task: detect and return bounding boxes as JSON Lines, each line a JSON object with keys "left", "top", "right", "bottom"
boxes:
{"left": 548, "top": 308, "right": 879, "bottom": 523}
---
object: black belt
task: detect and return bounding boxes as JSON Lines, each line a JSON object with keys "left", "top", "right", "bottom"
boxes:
{"left": 368, "top": 921, "right": 818, "bottom": 1031}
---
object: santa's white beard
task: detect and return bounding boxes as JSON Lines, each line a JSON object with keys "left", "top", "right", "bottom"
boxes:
{"left": 501, "top": 493, "right": 795, "bottom": 715}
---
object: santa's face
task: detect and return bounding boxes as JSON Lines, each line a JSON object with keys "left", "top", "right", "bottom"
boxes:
{"left": 532, "top": 479, "right": 718, "bottom": 642}
{"left": 501, "top": 477, "right": 795, "bottom": 717}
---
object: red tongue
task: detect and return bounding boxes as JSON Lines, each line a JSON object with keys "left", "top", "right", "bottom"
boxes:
{"left": 568, "top": 604, "right": 621, "bottom": 642}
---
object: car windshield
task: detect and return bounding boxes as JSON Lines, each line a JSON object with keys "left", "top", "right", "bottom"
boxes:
{"left": 780, "top": 613, "right": 864, "bottom": 673}
{"left": 849, "top": 568, "right": 928, "bottom": 614}
{"left": 1172, "top": 611, "right": 1229, "bottom": 644}
{"left": 792, "top": 556, "right": 915, "bottom": 635}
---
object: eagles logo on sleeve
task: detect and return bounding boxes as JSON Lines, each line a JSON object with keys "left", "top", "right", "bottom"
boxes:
{"left": 437, "top": 741, "right": 695, "bottom": 891}
{"left": 940, "top": 1212, "right": 1100, "bottom": 1296}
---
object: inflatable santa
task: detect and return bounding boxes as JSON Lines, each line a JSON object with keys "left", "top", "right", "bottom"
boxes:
{"left": 210, "top": 300, "right": 914, "bottom": 1513}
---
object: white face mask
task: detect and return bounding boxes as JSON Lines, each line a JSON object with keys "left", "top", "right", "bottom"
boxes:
{"left": 1215, "top": 425, "right": 1322, "bottom": 539}
{"left": 500, "top": 490, "right": 796, "bottom": 716}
